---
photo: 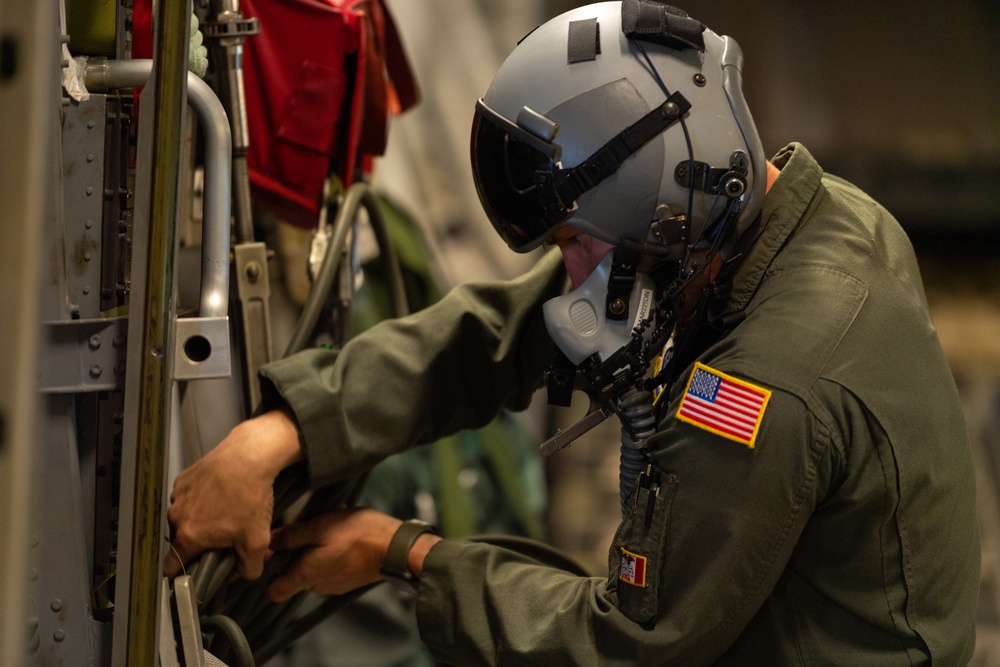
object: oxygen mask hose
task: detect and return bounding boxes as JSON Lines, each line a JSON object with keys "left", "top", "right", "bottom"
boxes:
{"left": 618, "top": 388, "right": 657, "bottom": 516}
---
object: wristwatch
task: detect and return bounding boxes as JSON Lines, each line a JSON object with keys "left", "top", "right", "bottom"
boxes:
{"left": 380, "top": 519, "right": 438, "bottom": 589}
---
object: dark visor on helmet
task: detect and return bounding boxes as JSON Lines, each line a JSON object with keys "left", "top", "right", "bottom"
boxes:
{"left": 471, "top": 99, "right": 570, "bottom": 252}
{"left": 472, "top": 90, "right": 692, "bottom": 253}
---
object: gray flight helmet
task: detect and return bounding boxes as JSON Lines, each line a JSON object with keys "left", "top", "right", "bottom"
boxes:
{"left": 471, "top": 1, "right": 766, "bottom": 260}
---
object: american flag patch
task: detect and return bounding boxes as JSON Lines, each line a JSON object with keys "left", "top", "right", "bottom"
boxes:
{"left": 619, "top": 548, "right": 647, "bottom": 587}
{"left": 676, "top": 363, "right": 771, "bottom": 448}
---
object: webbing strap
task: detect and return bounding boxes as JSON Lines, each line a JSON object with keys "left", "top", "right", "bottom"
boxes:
{"left": 621, "top": 0, "right": 706, "bottom": 51}
{"left": 547, "top": 349, "right": 577, "bottom": 408}
{"left": 553, "top": 90, "right": 691, "bottom": 208}
{"left": 606, "top": 244, "right": 642, "bottom": 321}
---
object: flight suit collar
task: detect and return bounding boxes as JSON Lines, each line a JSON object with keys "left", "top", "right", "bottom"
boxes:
{"left": 719, "top": 143, "right": 825, "bottom": 316}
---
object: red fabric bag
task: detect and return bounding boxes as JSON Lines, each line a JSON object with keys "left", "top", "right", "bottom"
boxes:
{"left": 241, "top": 0, "right": 418, "bottom": 227}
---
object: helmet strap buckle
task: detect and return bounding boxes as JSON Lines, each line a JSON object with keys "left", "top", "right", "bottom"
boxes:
{"left": 674, "top": 150, "right": 750, "bottom": 198}
{"left": 650, "top": 203, "right": 688, "bottom": 246}
{"left": 606, "top": 244, "right": 643, "bottom": 321}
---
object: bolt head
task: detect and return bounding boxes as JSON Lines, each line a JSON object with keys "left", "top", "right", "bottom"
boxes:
{"left": 245, "top": 262, "right": 261, "bottom": 282}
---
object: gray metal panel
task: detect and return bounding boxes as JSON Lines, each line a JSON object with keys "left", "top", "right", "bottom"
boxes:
{"left": 28, "top": 394, "right": 110, "bottom": 665}
{"left": 60, "top": 95, "right": 108, "bottom": 320}
{"left": 38, "top": 318, "right": 128, "bottom": 393}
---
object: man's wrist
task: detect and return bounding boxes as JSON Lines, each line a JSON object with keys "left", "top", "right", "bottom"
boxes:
{"left": 407, "top": 531, "right": 441, "bottom": 578}
{"left": 380, "top": 519, "right": 439, "bottom": 586}
{"left": 248, "top": 406, "right": 304, "bottom": 477}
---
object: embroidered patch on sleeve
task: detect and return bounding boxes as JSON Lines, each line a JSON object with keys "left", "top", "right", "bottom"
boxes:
{"left": 676, "top": 362, "right": 771, "bottom": 448}
{"left": 619, "top": 548, "right": 647, "bottom": 587}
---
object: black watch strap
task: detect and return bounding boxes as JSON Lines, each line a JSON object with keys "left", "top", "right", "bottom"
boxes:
{"left": 380, "top": 519, "right": 438, "bottom": 585}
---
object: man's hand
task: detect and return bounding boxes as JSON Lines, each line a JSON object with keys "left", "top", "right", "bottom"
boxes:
{"left": 267, "top": 507, "right": 441, "bottom": 601}
{"left": 165, "top": 407, "right": 303, "bottom": 579}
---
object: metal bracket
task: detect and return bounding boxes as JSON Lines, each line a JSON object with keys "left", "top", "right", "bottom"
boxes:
{"left": 234, "top": 242, "right": 274, "bottom": 409}
{"left": 202, "top": 15, "right": 261, "bottom": 44}
{"left": 173, "top": 575, "right": 206, "bottom": 667}
{"left": 158, "top": 579, "right": 182, "bottom": 667}
{"left": 174, "top": 317, "right": 232, "bottom": 381}
{"left": 674, "top": 150, "right": 750, "bottom": 199}
{"left": 39, "top": 318, "right": 128, "bottom": 393}
{"left": 540, "top": 405, "right": 613, "bottom": 457}
{"left": 650, "top": 204, "right": 688, "bottom": 245}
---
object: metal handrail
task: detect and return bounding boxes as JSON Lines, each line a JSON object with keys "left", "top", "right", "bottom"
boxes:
{"left": 85, "top": 58, "right": 232, "bottom": 318}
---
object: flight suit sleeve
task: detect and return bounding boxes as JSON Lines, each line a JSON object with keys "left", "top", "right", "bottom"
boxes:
{"left": 414, "top": 381, "right": 838, "bottom": 666}
{"left": 257, "top": 249, "right": 566, "bottom": 489}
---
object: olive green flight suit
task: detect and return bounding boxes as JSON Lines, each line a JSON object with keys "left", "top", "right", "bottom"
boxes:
{"left": 260, "top": 144, "right": 979, "bottom": 665}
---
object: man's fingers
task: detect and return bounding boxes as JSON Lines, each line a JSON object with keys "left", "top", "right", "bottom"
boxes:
{"left": 164, "top": 536, "right": 265, "bottom": 581}
{"left": 163, "top": 523, "right": 200, "bottom": 578}
{"left": 234, "top": 529, "right": 271, "bottom": 580}
{"left": 269, "top": 517, "right": 325, "bottom": 552}
{"left": 163, "top": 546, "right": 184, "bottom": 578}
{"left": 267, "top": 562, "right": 311, "bottom": 603}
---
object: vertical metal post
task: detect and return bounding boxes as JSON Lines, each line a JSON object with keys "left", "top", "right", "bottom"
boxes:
{"left": 205, "top": 0, "right": 274, "bottom": 412}
{"left": 0, "top": 1, "right": 58, "bottom": 664}
{"left": 208, "top": 0, "right": 255, "bottom": 244}
{"left": 122, "top": 0, "right": 192, "bottom": 664}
